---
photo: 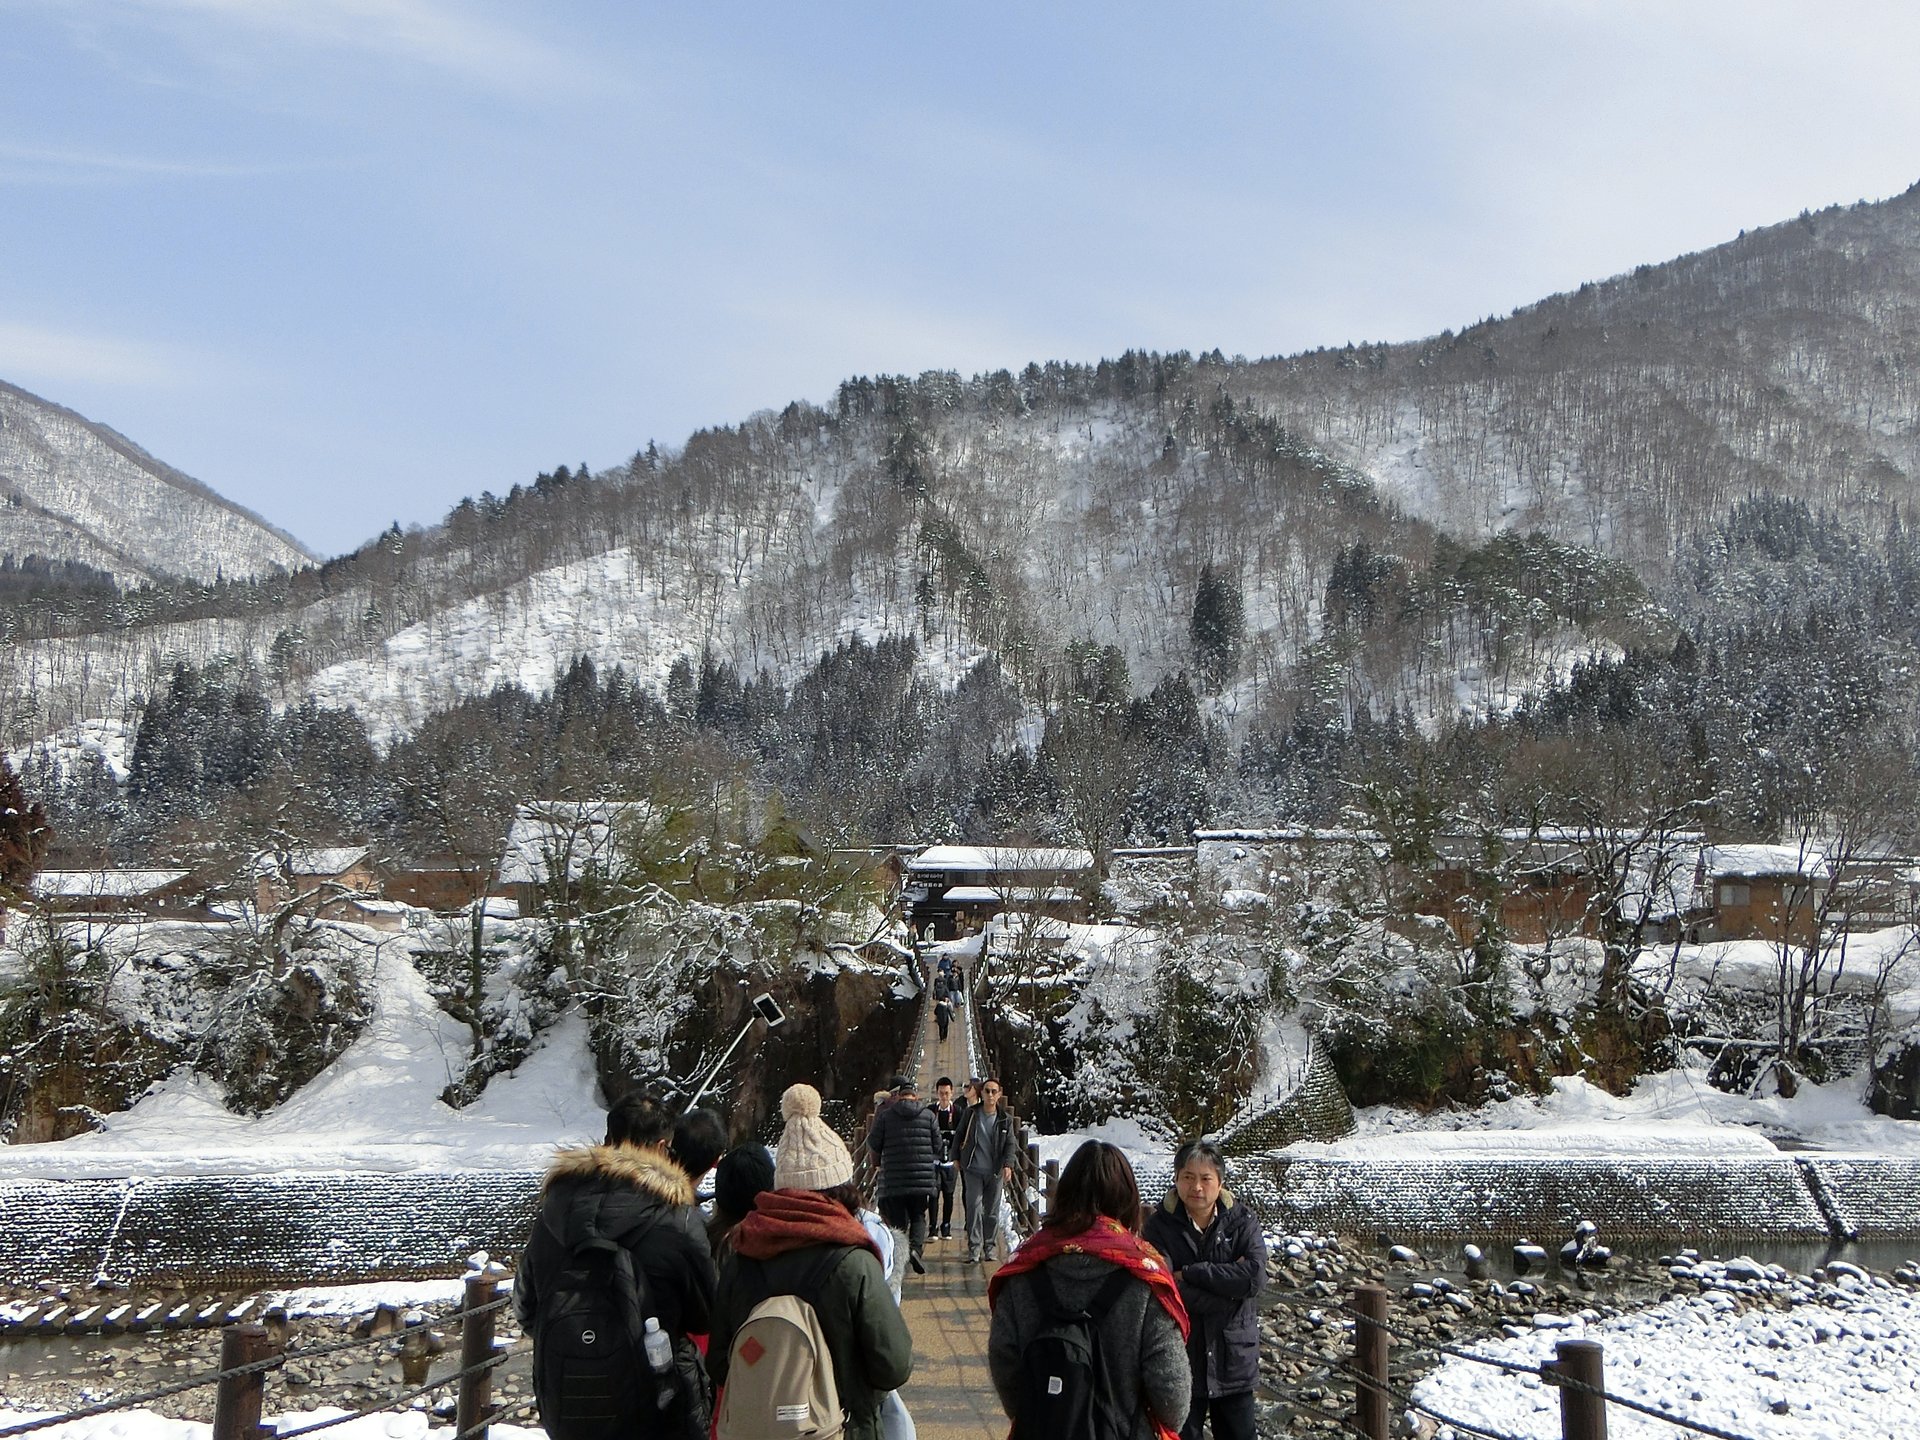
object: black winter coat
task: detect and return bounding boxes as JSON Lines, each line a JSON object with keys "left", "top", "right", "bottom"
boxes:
{"left": 1141, "top": 1190, "right": 1265, "bottom": 1398}
{"left": 867, "top": 1097, "right": 941, "bottom": 1199}
{"left": 514, "top": 1144, "right": 719, "bottom": 1433}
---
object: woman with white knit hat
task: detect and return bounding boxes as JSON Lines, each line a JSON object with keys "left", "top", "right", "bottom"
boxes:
{"left": 708, "top": 1083, "right": 914, "bottom": 1440}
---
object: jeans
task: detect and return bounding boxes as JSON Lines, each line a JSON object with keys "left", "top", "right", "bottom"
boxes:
{"left": 879, "top": 1193, "right": 930, "bottom": 1261}
{"left": 934, "top": 1163, "right": 957, "bottom": 1233}
{"left": 1179, "top": 1390, "right": 1255, "bottom": 1440}
{"left": 962, "top": 1169, "right": 1002, "bottom": 1256}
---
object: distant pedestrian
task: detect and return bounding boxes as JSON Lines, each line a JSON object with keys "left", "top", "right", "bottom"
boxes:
{"left": 986, "top": 1140, "right": 1190, "bottom": 1440}
{"left": 709, "top": 1083, "right": 913, "bottom": 1440}
{"left": 930, "top": 1076, "right": 965, "bottom": 1241}
{"left": 867, "top": 1074, "right": 941, "bottom": 1274}
{"left": 957, "top": 1076, "right": 1018, "bottom": 1263}
{"left": 935, "top": 992, "right": 953, "bottom": 1042}
{"left": 1141, "top": 1141, "right": 1265, "bottom": 1440}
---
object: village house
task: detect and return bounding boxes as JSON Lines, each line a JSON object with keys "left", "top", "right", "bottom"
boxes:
{"left": 903, "top": 844, "right": 1095, "bottom": 939}
{"left": 28, "top": 868, "right": 209, "bottom": 923}
{"left": 383, "top": 854, "right": 495, "bottom": 913}
{"left": 1692, "top": 843, "right": 1919, "bottom": 945}
{"left": 494, "top": 799, "right": 660, "bottom": 914}
{"left": 253, "top": 846, "right": 381, "bottom": 921}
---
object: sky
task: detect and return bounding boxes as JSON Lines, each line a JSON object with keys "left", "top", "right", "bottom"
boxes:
{"left": 2, "top": 2, "right": 1919, "bottom": 560}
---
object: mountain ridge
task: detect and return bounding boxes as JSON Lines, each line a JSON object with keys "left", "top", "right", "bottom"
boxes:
{"left": 0, "top": 378, "right": 315, "bottom": 585}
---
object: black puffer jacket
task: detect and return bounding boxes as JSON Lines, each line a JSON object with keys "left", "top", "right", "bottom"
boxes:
{"left": 867, "top": 1097, "right": 941, "bottom": 1199}
{"left": 514, "top": 1144, "right": 719, "bottom": 1427}
{"left": 1141, "top": 1189, "right": 1266, "bottom": 1398}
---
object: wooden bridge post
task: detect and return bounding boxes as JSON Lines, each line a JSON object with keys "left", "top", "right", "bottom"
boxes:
{"left": 1042, "top": 1158, "right": 1060, "bottom": 1219}
{"left": 1543, "top": 1338, "right": 1608, "bottom": 1440}
{"left": 213, "top": 1322, "right": 278, "bottom": 1440}
{"left": 455, "top": 1271, "right": 505, "bottom": 1440}
{"left": 1349, "top": 1284, "right": 1390, "bottom": 1440}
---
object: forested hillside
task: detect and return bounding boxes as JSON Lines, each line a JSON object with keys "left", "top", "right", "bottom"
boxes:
{"left": 7, "top": 183, "right": 1920, "bottom": 864}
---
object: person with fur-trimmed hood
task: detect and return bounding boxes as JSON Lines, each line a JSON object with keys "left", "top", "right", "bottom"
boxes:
{"left": 515, "top": 1093, "right": 718, "bottom": 1440}
{"left": 1139, "top": 1141, "right": 1265, "bottom": 1440}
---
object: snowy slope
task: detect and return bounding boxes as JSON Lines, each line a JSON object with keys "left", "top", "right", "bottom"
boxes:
{"left": 1, "top": 948, "right": 604, "bottom": 1180}
{"left": 0, "top": 380, "right": 313, "bottom": 583}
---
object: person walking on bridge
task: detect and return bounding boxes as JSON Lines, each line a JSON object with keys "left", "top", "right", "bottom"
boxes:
{"left": 867, "top": 1074, "right": 940, "bottom": 1274}
{"left": 709, "top": 1083, "right": 913, "bottom": 1440}
{"left": 516, "top": 1093, "right": 717, "bottom": 1440}
{"left": 931, "top": 1076, "right": 965, "bottom": 1241}
{"left": 957, "top": 1076, "right": 1017, "bottom": 1264}
{"left": 986, "top": 1140, "right": 1190, "bottom": 1440}
{"left": 1141, "top": 1141, "right": 1265, "bottom": 1440}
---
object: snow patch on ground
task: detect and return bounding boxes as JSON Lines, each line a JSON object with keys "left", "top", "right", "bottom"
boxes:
{"left": 3, "top": 951, "right": 603, "bottom": 1179}
{"left": 1304, "top": 1070, "right": 1920, "bottom": 1159}
{"left": 1412, "top": 1272, "right": 1920, "bottom": 1438}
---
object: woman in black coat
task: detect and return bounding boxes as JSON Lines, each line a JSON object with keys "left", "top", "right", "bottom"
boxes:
{"left": 1140, "top": 1141, "right": 1266, "bottom": 1440}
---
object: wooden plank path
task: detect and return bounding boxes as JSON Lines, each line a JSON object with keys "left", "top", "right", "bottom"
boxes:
{"left": 898, "top": 973, "right": 1006, "bottom": 1440}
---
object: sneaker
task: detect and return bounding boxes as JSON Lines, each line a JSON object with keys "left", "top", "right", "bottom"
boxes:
{"left": 939, "top": 1226, "right": 952, "bottom": 1239}
{"left": 966, "top": 1249, "right": 982, "bottom": 1264}
{"left": 909, "top": 1252, "right": 926, "bottom": 1275}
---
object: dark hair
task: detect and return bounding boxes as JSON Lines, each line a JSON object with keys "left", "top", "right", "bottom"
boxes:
{"left": 1044, "top": 1140, "right": 1140, "bottom": 1235}
{"left": 712, "top": 1143, "right": 775, "bottom": 1224}
{"left": 1173, "top": 1139, "right": 1227, "bottom": 1180}
{"left": 936, "top": 1076, "right": 953, "bottom": 1089}
{"left": 819, "top": 1179, "right": 865, "bottom": 1217}
{"left": 606, "top": 1092, "right": 674, "bottom": 1149}
{"left": 671, "top": 1106, "right": 729, "bottom": 1180}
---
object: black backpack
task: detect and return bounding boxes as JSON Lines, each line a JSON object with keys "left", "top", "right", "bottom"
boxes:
{"left": 1010, "top": 1266, "right": 1135, "bottom": 1440}
{"left": 532, "top": 1210, "right": 685, "bottom": 1440}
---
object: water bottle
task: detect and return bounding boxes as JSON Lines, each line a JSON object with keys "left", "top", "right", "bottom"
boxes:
{"left": 642, "top": 1317, "right": 675, "bottom": 1409}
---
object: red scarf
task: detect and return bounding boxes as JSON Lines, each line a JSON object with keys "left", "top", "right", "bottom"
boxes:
{"left": 988, "top": 1216, "right": 1191, "bottom": 1440}
{"left": 730, "top": 1188, "right": 882, "bottom": 1263}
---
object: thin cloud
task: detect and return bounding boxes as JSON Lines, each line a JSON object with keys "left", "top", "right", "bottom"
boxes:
{"left": 0, "top": 322, "right": 210, "bottom": 390}
{"left": 121, "top": 0, "right": 593, "bottom": 95}
{"left": 0, "top": 140, "right": 336, "bottom": 184}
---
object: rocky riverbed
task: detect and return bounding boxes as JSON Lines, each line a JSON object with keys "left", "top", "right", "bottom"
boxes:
{"left": 1255, "top": 1233, "right": 1920, "bottom": 1433}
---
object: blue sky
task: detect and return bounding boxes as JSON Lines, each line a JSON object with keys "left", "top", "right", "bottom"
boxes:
{"left": 3, "top": 1, "right": 1918, "bottom": 559}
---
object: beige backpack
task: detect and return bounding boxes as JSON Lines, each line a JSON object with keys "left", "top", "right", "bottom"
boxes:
{"left": 717, "top": 1251, "right": 846, "bottom": 1440}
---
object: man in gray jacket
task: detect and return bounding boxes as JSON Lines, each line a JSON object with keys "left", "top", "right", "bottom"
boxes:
{"left": 956, "top": 1076, "right": 1018, "bottom": 1263}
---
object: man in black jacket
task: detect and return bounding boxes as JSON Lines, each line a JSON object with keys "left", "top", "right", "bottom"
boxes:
{"left": 930, "top": 1076, "right": 966, "bottom": 1240}
{"left": 866, "top": 1074, "right": 940, "bottom": 1274}
{"left": 1141, "top": 1140, "right": 1266, "bottom": 1440}
{"left": 515, "top": 1094, "right": 717, "bottom": 1440}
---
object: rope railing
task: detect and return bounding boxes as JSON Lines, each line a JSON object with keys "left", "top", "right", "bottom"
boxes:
{"left": 0, "top": 1277, "right": 518, "bottom": 1440}
{"left": 1256, "top": 1280, "right": 1774, "bottom": 1440}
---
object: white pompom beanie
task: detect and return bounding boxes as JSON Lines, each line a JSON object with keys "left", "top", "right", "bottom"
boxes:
{"left": 773, "top": 1082, "right": 855, "bottom": 1191}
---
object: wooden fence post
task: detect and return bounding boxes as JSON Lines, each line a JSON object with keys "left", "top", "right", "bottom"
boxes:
{"left": 212, "top": 1322, "right": 278, "bottom": 1440}
{"left": 1543, "top": 1338, "right": 1607, "bottom": 1440}
{"left": 455, "top": 1272, "right": 504, "bottom": 1440}
{"left": 1349, "top": 1285, "right": 1390, "bottom": 1440}
{"left": 1042, "top": 1158, "right": 1060, "bottom": 1219}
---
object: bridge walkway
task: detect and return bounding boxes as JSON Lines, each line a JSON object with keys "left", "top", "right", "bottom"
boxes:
{"left": 897, "top": 975, "right": 1005, "bottom": 1440}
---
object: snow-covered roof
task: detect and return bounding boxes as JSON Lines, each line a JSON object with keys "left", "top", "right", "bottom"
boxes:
{"left": 1194, "top": 828, "right": 1380, "bottom": 844}
{"left": 908, "top": 844, "right": 1094, "bottom": 874}
{"left": 31, "top": 869, "right": 192, "bottom": 899}
{"left": 497, "top": 799, "right": 661, "bottom": 887}
{"left": 1705, "top": 843, "right": 1829, "bottom": 879}
{"left": 253, "top": 847, "right": 372, "bottom": 878}
{"left": 941, "top": 884, "right": 1081, "bottom": 905}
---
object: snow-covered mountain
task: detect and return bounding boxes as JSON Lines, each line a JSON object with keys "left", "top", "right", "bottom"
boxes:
{"left": 7, "top": 183, "right": 1920, "bottom": 754}
{"left": 0, "top": 380, "right": 313, "bottom": 584}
